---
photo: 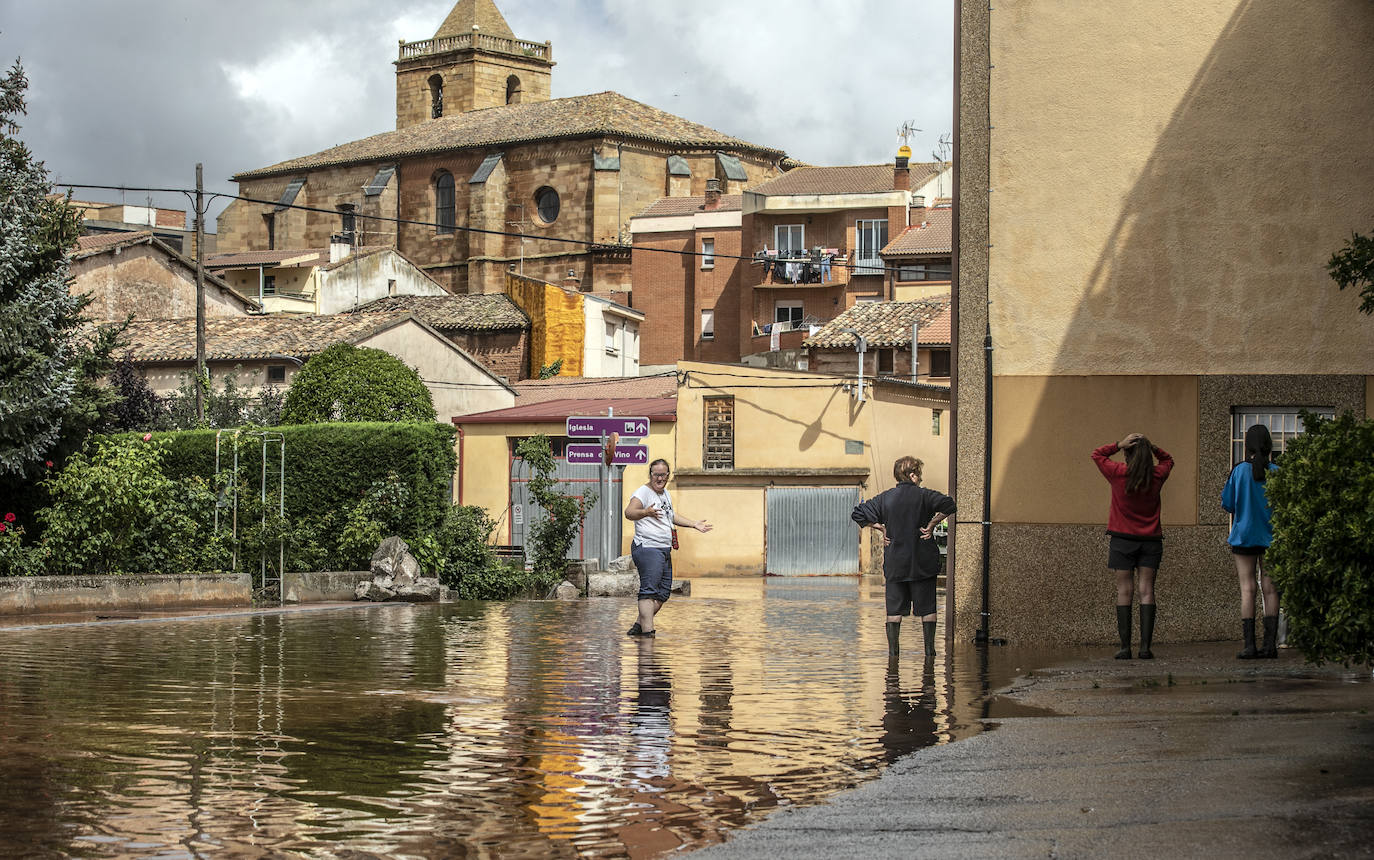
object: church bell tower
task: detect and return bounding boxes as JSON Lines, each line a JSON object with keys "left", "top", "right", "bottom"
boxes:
{"left": 394, "top": 0, "right": 555, "bottom": 129}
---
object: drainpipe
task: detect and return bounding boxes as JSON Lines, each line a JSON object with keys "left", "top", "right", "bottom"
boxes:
{"left": 910, "top": 319, "right": 920, "bottom": 382}
{"left": 977, "top": 318, "right": 993, "bottom": 645}
{"left": 455, "top": 423, "right": 466, "bottom": 505}
{"left": 840, "top": 327, "right": 867, "bottom": 402}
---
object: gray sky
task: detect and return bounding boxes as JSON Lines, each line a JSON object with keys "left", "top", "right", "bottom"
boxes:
{"left": 0, "top": 0, "right": 953, "bottom": 228}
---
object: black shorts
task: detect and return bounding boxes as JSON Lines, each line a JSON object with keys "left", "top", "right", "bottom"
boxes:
{"left": 1230, "top": 545, "right": 1267, "bottom": 557}
{"left": 1107, "top": 536, "right": 1163, "bottom": 571}
{"left": 886, "top": 579, "right": 937, "bottom": 617}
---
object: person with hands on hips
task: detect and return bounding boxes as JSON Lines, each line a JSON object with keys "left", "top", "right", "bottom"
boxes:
{"left": 624, "top": 459, "right": 712, "bottom": 637}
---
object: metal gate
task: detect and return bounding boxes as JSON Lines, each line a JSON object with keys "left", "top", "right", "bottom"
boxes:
{"left": 765, "top": 486, "right": 861, "bottom": 575}
{"left": 509, "top": 458, "right": 623, "bottom": 564}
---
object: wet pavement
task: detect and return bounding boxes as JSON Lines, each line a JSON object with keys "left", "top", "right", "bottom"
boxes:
{"left": 685, "top": 642, "right": 1374, "bottom": 859}
{"left": 0, "top": 576, "right": 1052, "bottom": 859}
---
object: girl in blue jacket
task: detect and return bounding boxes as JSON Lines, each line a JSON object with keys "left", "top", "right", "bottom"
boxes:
{"left": 1222, "top": 424, "right": 1280, "bottom": 658}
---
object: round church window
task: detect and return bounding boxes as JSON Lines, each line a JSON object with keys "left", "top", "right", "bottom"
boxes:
{"left": 535, "top": 186, "right": 560, "bottom": 224}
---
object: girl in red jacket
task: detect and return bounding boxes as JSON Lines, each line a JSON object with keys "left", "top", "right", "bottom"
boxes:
{"left": 1092, "top": 433, "right": 1174, "bottom": 659}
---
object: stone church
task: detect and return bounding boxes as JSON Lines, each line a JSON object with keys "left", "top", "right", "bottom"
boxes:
{"left": 216, "top": 0, "right": 789, "bottom": 295}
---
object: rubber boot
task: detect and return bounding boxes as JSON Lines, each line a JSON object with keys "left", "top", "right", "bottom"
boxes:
{"left": 922, "top": 621, "right": 937, "bottom": 657}
{"left": 1114, "top": 605, "right": 1132, "bottom": 659}
{"left": 1260, "top": 615, "right": 1279, "bottom": 658}
{"left": 1137, "top": 603, "right": 1156, "bottom": 660}
{"left": 1237, "top": 618, "right": 1258, "bottom": 659}
{"left": 886, "top": 621, "right": 901, "bottom": 656}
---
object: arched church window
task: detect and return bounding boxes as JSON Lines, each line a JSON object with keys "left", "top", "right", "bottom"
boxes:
{"left": 506, "top": 74, "right": 523, "bottom": 105}
{"left": 429, "top": 74, "right": 444, "bottom": 118}
{"left": 435, "top": 172, "right": 455, "bottom": 234}
{"left": 534, "top": 186, "right": 559, "bottom": 224}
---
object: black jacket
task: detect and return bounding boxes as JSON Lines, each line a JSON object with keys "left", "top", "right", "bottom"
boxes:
{"left": 851, "top": 483, "right": 955, "bottom": 582}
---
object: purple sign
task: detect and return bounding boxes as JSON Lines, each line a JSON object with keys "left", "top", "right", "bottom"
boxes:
{"left": 565, "top": 416, "right": 651, "bottom": 438}
{"left": 566, "top": 443, "right": 650, "bottom": 466}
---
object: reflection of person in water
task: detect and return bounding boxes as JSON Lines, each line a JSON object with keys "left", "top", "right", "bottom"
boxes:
{"left": 629, "top": 639, "right": 672, "bottom": 781}
{"left": 879, "top": 661, "right": 939, "bottom": 764}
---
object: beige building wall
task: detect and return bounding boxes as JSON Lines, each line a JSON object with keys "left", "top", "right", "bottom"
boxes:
{"left": 316, "top": 251, "right": 449, "bottom": 314}
{"left": 71, "top": 247, "right": 251, "bottom": 321}
{"left": 358, "top": 321, "right": 515, "bottom": 421}
{"left": 956, "top": 0, "right": 1374, "bottom": 645}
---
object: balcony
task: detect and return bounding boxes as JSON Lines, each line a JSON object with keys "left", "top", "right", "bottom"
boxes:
{"left": 750, "top": 250, "right": 850, "bottom": 289}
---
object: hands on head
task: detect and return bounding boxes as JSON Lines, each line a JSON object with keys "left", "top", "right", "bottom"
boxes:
{"left": 1119, "top": 432, "right": 1145, "bottom": 450}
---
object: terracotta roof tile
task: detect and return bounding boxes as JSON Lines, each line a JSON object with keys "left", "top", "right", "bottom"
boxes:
{"left": 74, "top": 230, "right": 154, "bottom": 253}
{"left": 119, "top": 311, "right": 417, "bottom": 362}
{"left": 803, "top": 296, "right": 952, "bottom": 349}
{"left": 453, "top": 396, "right": 677, "bottom": 424}
{"left": 353, "top": 294, "right": 528, "bottom": 330}
{"left": 512, "top": 374, "right": 677, "bottom": 404}
{"left": 634, "top": 194, "right": 743, "bottom": 218}
{"left": 749, "top": 161, "right": 943, "bottom": 197}
{"left": 882, "top": 206, "right": 952, "bottom": 255}
{"left": 233, "top": 92, "right": 784, "bottom": 181}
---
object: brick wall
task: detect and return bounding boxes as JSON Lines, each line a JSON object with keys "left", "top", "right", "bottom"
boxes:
{"left": 446, "top": 328, "right": 529, "bottom": 381}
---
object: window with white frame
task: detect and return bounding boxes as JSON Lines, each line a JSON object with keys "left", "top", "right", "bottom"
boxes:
{"left": 1231, "top": 407, "right": 1334, "bottom": 464}
{"left": 701, "top": 309, "right": 715, "bottom": 340}
{"left": 932, "top": 409, "right": 942, "bottom": 436}
{"left": 775, "top": 224, "right": 805, "bottom": 254}
{"left": 774, "top": 302, "right": 804, "bottom": 331}
{"left": 855, "top": 219, "right": 888, "bottom": 274}
{"left": 605, "top": 320, "right": 618, "bottom": 354}
{"left": 701, "top": 238, "right": 715, "bottom": 269}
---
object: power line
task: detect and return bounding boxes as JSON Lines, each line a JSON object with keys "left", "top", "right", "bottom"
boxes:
{"left": 55, "top": 181, "right": 948, "bottom": 277}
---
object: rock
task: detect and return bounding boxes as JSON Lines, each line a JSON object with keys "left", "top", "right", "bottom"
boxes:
{"left": 354, "top": 580, "right": 396, "bottom": 602}
{"left": 396, "top": 553, "right": 419, "bottom": 586}
{"left": 608, "top": 554, "right": 636, "bottom": 574}
{"left": 564, "top": 560, "right": 596, "bottom": 590}
{"left": 370, "top": 536, "right": 412, "bottom": 579}
{"left": 671, "top": 580, "right": 691, "bottom": 597}
{"left": 554, "top": 580, "right": 580, "bottom": 600}
{"left": 587, "top": 571, "right": 638, "bottom": 597}
{"left": 393, "top": 578, "right": 441, "bottom": 602}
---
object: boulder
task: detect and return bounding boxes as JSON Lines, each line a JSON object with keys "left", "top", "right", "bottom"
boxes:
{"left": 608, "top": 554, "right": 636, "bottom": 574}
{"left": 354, "top": 579, "right": 397, "bottom": 602}
{"left": 393, "top": 577, "right": 441, "bottom": 603}
{"left": 553, "top": 580, "right": 580, "bottom": 600}
{"left": 370, "top": 536, "right": 412, "bottom": 579}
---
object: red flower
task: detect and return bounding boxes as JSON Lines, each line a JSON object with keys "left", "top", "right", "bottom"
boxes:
{"left": 0, "top": 523, "right": 7, "bottom": 533}
{"left": 3, "top": 513, "right": 13, "bottom": 523}
{"left": 142, "top": 433, "right": 153, "bottom": 442}
{"left": 44, "top": 461, "right": 53, "bottom": 468}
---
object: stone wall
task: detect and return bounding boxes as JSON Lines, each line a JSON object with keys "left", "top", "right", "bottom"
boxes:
{"left": 71, "top": 245, "right": 250, "bottom": 320}
{"left": 0, "top": 574, "right": 251, "bottom": 615}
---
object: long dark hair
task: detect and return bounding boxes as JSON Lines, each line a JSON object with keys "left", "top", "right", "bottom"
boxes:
{"left": 1125, "top": 437, "right": 1155, "bottom": 494}
{"left": 1245, "top": 424, "right": 1273, "bottom": 482}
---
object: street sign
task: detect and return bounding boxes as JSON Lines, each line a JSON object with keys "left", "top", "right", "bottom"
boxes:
{"left": 566, "top": 443, "right": 650, "bottom": 465}
{"left": 566, "top": 416, "right": 650, "bottom": 438}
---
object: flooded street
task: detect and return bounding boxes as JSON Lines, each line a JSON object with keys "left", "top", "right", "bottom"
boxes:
{"left": 0, "top": 577, "right": 1083, "bottom": 858}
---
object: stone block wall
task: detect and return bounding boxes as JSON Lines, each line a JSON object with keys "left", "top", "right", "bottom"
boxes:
{"left": 218, "top": 165, "right": 399, "bottom": 253}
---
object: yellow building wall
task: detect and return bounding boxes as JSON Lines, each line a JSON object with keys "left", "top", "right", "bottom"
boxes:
{"left": 987, "top": 0, "right": 1374, "bottom": 376}
{"left": 504, "top": 272, "right": 584, "bottom": 376}
{"left": 991, "top": 376, "right": 1199, "bottom": 525}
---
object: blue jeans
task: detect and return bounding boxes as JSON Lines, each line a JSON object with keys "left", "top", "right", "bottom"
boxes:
{"left": 631, "top": 543, "right": 673, "bottom": 602}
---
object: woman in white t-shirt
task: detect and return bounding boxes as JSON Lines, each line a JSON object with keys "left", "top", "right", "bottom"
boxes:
{"left": 623, "top": 458, "right": 712, "bottom": 637}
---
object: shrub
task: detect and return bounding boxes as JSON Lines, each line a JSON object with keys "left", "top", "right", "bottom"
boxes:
{"left": 420, "top": 505, "right": 500, "bottom": 590}
{"left": 36, "top": 436, "right": 229, "bottom": 575}
{"left": 1266, "top": 411, "right": 1374, "bottom": 667}
{"left": 516, "top": 434, "right": 595, "bottom": 593}
{"left": 281, "top": 343, "right": 435, "bottom": 424}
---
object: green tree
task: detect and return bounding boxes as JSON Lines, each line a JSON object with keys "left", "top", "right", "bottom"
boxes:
{"left": 281, "top": 343, "right": 436, "bottom": 424}
{"left": 0, "top": 61, "right": 85, "bottom": 477}
{"left": 1328, "top": 231, "right": 1374, "bottom": 316}
{"left": 1265, "top": 411, "right": 1374, "bottom": 667}
{"left": 515, "top": 434, "right": 595, "bottom": 591}
{"left": 37, "top": 436, "right": 228, "bottom": 575}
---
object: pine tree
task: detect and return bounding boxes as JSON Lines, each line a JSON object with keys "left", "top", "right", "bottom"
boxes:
{"left": 0, "top": 61, "right": 85, "bottom": 478}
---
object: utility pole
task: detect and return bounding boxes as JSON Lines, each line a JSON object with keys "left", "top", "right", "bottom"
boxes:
{"left": 194, "top": 163, "right": 206, "bottom": 423}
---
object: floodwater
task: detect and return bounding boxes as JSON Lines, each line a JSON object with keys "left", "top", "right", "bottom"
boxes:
{"left": 0, "top": 577, "right": 1080, "bottom": 859}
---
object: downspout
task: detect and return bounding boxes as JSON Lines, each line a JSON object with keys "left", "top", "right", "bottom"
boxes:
{"left": 978, "top": 319, "right": 993, "bottom": 645}
{"left": 455, "top": 423, "right": 466, "bottom": 505}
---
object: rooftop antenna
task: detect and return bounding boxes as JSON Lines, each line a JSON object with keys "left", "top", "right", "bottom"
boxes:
{"left": 932, "top": 133, "right": 952, "bottom": 199}
{"left": 898, "top": 120, "right": 921, "bottom": 149}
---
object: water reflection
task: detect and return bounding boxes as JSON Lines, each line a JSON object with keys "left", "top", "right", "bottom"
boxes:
{"left": 0, "top": 578, "right": 1037, "bottom": 858}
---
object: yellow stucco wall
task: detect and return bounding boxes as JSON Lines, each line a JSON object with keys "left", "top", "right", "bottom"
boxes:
{"left": 988, "top": 0, "right": 1374, "bottom": 376}
{"left": 990, "top": 376, "right": 1199, "bottom": 525}
{"left": 504, "top": 272, "right": 584, "bottom": 376}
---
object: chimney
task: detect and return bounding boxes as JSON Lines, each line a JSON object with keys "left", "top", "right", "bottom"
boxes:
{"left": 329, "top": 233, "right": 352, "bottom": 263}
{"left": 704, "top": 178, "right": 722, "bottom": 210}
{"left": 894, "top": 145, "right": 911, "bottom": 192}
{"left": 563, "top": 268, "right": 582, "bottom": 290}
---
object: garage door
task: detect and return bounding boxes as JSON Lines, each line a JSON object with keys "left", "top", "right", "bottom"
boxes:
{"left": 765, "top": 487, "right": 860, "bottom": 575}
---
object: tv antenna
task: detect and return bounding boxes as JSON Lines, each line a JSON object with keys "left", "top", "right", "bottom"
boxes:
{"left": 897, "top": 121, "right": 921, "bottom": 148}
